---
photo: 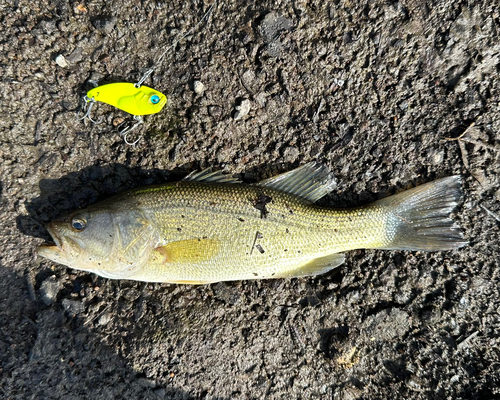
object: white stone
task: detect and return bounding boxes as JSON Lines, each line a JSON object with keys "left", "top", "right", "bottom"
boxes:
{"left": 55, "top": 54, "right": 69, "bottom": 68}
{"left": 234, "top": 99, "right": 251, "bottom": 120}
{"left": 193, "top": 80, "right": 205, "bottom": 94}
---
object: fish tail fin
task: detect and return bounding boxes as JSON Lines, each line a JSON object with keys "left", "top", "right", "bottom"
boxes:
{"left": 375, "top": 176, "right": 467, "bottom": 251}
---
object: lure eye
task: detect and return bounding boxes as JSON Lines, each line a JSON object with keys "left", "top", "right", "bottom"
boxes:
{"left": 71, "top": 217, "right": 87, "bottom": 232}
{"left": 150, "top": 94, "right": 160, "bottom": 104}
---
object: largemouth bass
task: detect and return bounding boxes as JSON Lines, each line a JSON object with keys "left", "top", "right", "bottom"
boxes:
{"left": 37, "top": 163, "right": 466, "bottom": 284}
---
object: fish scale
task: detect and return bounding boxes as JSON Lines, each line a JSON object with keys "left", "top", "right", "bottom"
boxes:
{"left": 106, "top": 183, "right": 389, "bottom": 282}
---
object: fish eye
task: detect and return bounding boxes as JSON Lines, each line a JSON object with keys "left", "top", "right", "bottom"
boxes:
{"left": 150, "top": 94, "right": 160, "bottom": 104}
{"left": 71, "top": 217, "right": 87, "bottom": 232}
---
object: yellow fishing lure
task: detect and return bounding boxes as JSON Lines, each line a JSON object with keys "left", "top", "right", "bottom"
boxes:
{"left": 86, "top": 83, "right": 167, "bottom": 116}
{"left": 79, "top": 82, "right": 167, "bottom": 144}
{"left": 78, "top": 1, "right": 216, "bottom": 144}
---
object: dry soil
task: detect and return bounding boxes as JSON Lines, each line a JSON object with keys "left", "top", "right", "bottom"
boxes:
{"left": 1, "top": 1, "right": 500, "bottom": 399}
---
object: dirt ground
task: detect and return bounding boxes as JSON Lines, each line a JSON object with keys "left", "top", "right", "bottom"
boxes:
{"left": 1, "top": 0, "right": 500, "bottom": 399}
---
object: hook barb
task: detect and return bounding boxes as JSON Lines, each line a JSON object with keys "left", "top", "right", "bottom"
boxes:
{"left": 118, "top": 116, "right": 144, "bottom": 146}
{"left": 77, "top": 96, "right": 102, "bottom": 124}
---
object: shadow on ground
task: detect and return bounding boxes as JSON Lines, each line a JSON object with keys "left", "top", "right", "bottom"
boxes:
{"left": 0, "top": 258, "right": 230, "bottom": 400}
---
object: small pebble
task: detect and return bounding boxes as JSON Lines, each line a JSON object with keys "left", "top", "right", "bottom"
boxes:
{"left": 241, "top": 70, "right": 256, "bottom": 88}
{"left": 283, "top": 146, "right": 299, "bottom": 162}
{"left": 333, "top": 78, "right": 345, "bottom": 87}
{"left": 98, "top": 312, "right": 112, "bottom": 326}
{"left": 113, "top": 117, "right": 125, "bottom": 127}
{"left": 62, "top": 299, "right": 84, "bottom": 315}
{"left": 260, "top": 12, "right": 294, "bottom": 43}
{"left": 91, "top": 16, "right": 116, "bottom": 33}
{"left": 405, "top": 375, "right": 426, "bottom": 392}
{"left": 55, "top": 54, "right": 69, "bottom": 68}
{"left": 75, "top": 4, "right": 88, "bottom": 13}
{"left": 433, "top": 150, "right": 444, "bottom": 164}
{"left": 255, "top": 92, "right": 267, "bottom": 107}
{"left": 66, "top": 47, "right": 83, "bottom": 63}
{"left": 193, "top": 80, "right": 205, "bottom": 94}
{"left": 39, "top": 276, "right": 61, "bottom": 306}
{"left": 208, "top": 105, "right": 222, "bottom": 119}
{"left": 234, "top": 99, "right": 251, "bottom": 121}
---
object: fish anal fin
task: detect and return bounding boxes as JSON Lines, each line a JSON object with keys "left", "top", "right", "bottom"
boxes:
{"left": 276, "top": 253, "right": 345, "bottom": 278}
{"left": 153, "top": 238, "right": 221, "bottom": 264}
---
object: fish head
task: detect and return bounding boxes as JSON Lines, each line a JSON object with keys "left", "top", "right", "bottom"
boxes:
{"left": 38, "top": 208, "right": 116, "bottom": 271}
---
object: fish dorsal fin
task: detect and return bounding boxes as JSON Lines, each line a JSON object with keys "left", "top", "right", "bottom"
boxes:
{"left": 257, "top": 162, "right": 336, "bottom": 203}
{"left": 274, "top": 253, "right": 345, "bottom": 278}
{"left": 183, "top": 167, "right": 242, "bottom": 184}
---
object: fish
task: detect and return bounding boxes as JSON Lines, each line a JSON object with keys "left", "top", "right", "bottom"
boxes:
{"left": 37, "top": 162, "right": 467, "bottom": 284}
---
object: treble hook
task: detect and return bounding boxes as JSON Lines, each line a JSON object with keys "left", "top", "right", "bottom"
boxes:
{"left": 118, "top": 115, "right": 144, "bottom": 146}
{"left": 78, "top": 96, "right": 102, "bottom": 124}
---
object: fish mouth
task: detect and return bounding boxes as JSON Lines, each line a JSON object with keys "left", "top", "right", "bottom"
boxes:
{"left": 45, "top": 223, "right": 61, "bottom": 247}
{"left": 37, "top": 242, "right": 66, "bottom": 263}
{"left": 37, "top": 243, "right": 62, "bottom": 256}
{"left": 37, "top": 223, "right": 66, "bottom": 261}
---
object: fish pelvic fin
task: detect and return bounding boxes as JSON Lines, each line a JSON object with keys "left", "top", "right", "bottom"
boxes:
{"left": 257, "top": 162, "right": 337, "bottom": 203}
{"left": 376, "top": 176, "right": 468, "bottom": 251}
{"left": 274, "top": 253, "right": 345, "bottom": 278}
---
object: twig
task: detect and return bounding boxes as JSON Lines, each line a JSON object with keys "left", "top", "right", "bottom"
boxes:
{"left": 457, "top": 331, "right": 479, "bottom": 350}
{"left": 480, "top": 205, "right": 500, "bottom": 223}
{"left": 443, "top": 123, "right": 474, "bottom": 141}
{"left": 313, "top": 98, "right": 325, "bottom": 123}
{"left": 443, "top": 116, "right": 482, "bottom": 141}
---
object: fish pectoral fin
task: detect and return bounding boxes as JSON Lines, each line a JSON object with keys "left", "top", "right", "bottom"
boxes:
{"left": 153, "top": 238, "right": 221, "bottom": 264}
{"left": 276, "top": 253, "right": 346, "bottom": 278}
